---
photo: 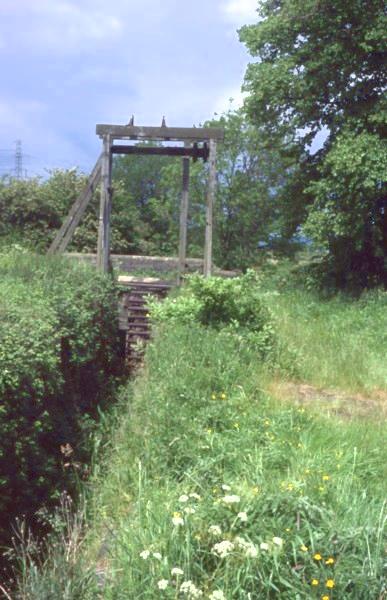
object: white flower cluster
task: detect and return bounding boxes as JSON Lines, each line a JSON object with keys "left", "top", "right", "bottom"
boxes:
{"left": 180, "top": 580, "right": 203, "bottom": 598}
{"left": 139, "top": 550, "right": 162, "bottom": 560}
{"left": 221, "top": 494, "right": 240, "bottom": 504}
{"left": 157, "top": 579, "right": 169, "bottom": 590}
{"left": 212, "top": 540, "right": 235, "bottom": 558}
{"left": 209, "top": 591, "right": 226, "bottom": 600}
{"left": 208, "top": 524, "right": 222, "bottom": 537}
{"left": 235, "top": 536, "right": 258, "bottom": 558}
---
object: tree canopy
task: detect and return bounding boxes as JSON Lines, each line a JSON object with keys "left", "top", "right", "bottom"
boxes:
{"left": 240, "top": 0, "right": 386, "bottom": 287}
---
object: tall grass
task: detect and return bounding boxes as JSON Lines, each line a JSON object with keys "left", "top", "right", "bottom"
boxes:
{"left": 9, "top": 270, "right": 386, "bottom": 599}
{"left": 14, "top": 321, "right": 385, "bottom": 599}
{"left": 260, "top": 277, "right": 387, "bottom": 393}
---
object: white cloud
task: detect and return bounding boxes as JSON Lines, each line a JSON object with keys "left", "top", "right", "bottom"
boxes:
{"left": 222, "top": 0, "right": 258, "bottom": 26}
{"left": 0, "top": 0, "right": 124, "bottom": 54}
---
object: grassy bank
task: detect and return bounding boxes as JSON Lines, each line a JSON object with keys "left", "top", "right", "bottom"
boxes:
{"left": 12, "top": 274, "right": 386, "bottom": 599}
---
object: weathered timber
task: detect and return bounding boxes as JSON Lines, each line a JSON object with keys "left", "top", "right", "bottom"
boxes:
{"left": 97, "top": 135, "right": 112, "bottom": 272}
{"left": 111, "top": 144, "right": 209, "bottom": 161}
{"left": 48, "top": 154, "right": 102, "bottom": 254}
{"left": 178, "top": 154, "right": 190, "bottom": 283}
{"left": 96, "top": 124, "right": 224, "bottom": 142}
{"left": 204, "top": 139, "right": 217, "bottom": 277}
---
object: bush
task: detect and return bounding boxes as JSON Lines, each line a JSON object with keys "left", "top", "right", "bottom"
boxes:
{"left": 149, "top": 271, "right": 278, "bottom": 360}
{"left": 0, "top": 250, "right": 120, "bottom": 553}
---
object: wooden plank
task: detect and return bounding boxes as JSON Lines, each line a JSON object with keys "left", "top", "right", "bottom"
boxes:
{"left": 96, "top": 124, "right": 224, "bottom": 142}
{"left": 204, "top": 139, "right": 217, "bottom": 277}
{"left": 111, "top": 145, "right": 209, "bottom": 160}
{"left": 48, "top": 155, "right": 102, "bottom": 254}
{"left": 178, "top": 155, "right": 190, "bottom": 283}
{"left": 97, "top": 135, "right": 112, "bottom": 273}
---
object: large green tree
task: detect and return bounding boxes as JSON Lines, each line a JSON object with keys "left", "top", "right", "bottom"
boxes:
{"left": 240, "top": 0, "right": 386, "bottom": 287}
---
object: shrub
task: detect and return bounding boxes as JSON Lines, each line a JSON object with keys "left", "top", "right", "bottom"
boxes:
{"left": 149, "top": 271, "right": 278, "bottom": 360}
{"left": 0, "top": 250, "right": 120, "bottom": 553}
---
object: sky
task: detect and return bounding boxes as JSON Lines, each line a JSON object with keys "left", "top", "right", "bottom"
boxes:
{"left": 0, "top": 0, "right": 259, "bottom": 177}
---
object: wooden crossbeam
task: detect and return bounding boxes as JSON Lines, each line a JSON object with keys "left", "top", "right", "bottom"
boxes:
{"left": 111, "top": 144, "right": 209, "bottom": 161}
{"left": 48, "top": 154, "right": 102, "bottom": 254}
{"left": 96, "top": 124, "right": 224, "bottom": 142}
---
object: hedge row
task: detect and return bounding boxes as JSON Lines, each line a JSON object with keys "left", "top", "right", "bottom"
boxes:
{"left": 0, "top": 250, "right": 120, "bottom": 550}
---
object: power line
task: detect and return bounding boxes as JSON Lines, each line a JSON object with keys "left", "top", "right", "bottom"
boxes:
{"left": 15, "top": 140, "right": 23, "bottom": 180}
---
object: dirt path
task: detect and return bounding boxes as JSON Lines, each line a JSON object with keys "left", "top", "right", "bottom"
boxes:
{"left": 268, "top": 380, "right": 387, "bottom": 420}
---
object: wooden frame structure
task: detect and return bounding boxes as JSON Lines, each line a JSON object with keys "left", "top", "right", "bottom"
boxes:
{"left": 48, "top": 121, "right": 224, "bottom": 279}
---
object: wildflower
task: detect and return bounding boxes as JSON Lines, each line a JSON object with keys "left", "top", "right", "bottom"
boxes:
{"left": 286, "top": 483, "right": 294, "bottom": 491}
{"left": 139, "top": 549, "right": 150, "bottom": 560}
{"left": 260, "top": 542, "right": 269, "bottom": 551}
{"left": 300, "top": 544, "right": 308, "bottom": 552}
{"left": 233, "top": 422, "right": 240, "bottom": 429}
{"left": 326, "top": 580, "right": 335, "bottom": 589}
{"left": 184, "top": 507, "right": 196, "bottom": 515}
{"left": 325, "top": 557, "right": 335, "bottom": 565}
{"left": 322, "top": 596, "right": 330, "bottom": 600}
{"left": 318, "top": 486, "right": 325, "bottom": 492}
{"left": 189, "top": 492, "right": 201, "bottom": 500}
{"left": 221, "top": 484, "right": 231, "bottom": 491}
{"left": 311, "top": 579, "right": 319, "bottom": 586}
{"left": 220, "top": 392, "right": 227, "bottom": 400}
{"left": 211, "top": 393, "right": 217, "bottom": 400}
{"left": 252, "top": 486, "right": 259, "bottom": 495}
{"left": 314, "top": 553, "right": 323, "bottom": 561}
{"left": 172, "top": 512, "right": 184, "bottom": 526}
{"left": 222, "top": 494, "right": 240, "bottom": 504}
{"left": 152, "top": 552, "right": 162, "bottom": 560}
{"left": 209, "top": 591, "right": 226, "bottom": 600}
{"left": 285, "top": 528, "right": 291, "bottom": 532}
{"left": 157, "top": 579, "right": 169, "bottom": 590}
{"left": 272, "top": 537, "right": 283, "bottom": 547}
{"left": 212, "top": 540, "right": 235, "bottom": 558}
{"left": 180, "top": 580, "right": 203, "bottom": 597}
{"left": 179, "top": 494, "right": 189, "bottom": 503}
{"left": 235, "top": 537, "right": 258, "bottom": 558}
{"left": 171, "top": 567, "right": 184, "bottom": 576}
{"left": 208, "top": 525, "right": 222, "bottom": 536}
{"left": 237, "top": 511, "right": 248, "bottom": 522}
{"left": 322, "top": 475, "right": 330, "bottom": 481}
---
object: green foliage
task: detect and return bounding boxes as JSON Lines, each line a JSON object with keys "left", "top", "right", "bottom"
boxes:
{"left": 149, "top": 272, "right": 277, "bottom": 360}
{"left": 0, "top": 250, "right": 120, "bottom": 553}
{"left": 304, "top": 130, "right": 387, "bottom": 288}
{"left": 240, "top": 0, "right": 387, "bottom": 288}
{"left": 18, "top": 318, "right": 386, "bottom": 598}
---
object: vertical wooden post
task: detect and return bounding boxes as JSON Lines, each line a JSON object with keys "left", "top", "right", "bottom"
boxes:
{"left": 97, "top": 135, "right": 112, "bottom": 273}
{"left": 177, "top": 152, "right": 190, "bottom": 284}
{"left": 204, "top": 139, "right": 217, "bottom": 277}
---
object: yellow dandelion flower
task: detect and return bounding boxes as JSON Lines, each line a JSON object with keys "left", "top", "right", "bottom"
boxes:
{"left": 311, "top": 579, "right": 319, "bottom": 586}
{"left": 325, "top": 557, "right": 335, "bottom": 565}
{"left": 220, "top": 392, "right": 227, "bottom": 400}
{"left": 300, "top": 544, "right": 308, "bottom": 552}
{"left": 285, "top": 528, "right": 291, "bottom": 532}
{"left": 326, "top": 579, "right": 335, "bottom": 589}
{"left": 314, "top": 553, "right": 323, "bottom": 561}
{"left": 264, "top": 420, "right": 270, "bottom": 426}
{"left": 322, "top": 596, "right": 330, "bottom": 600}
{"left": 322, "top": 475, "right": 330, "bottom": 481}
{"left": 211, "top": 393, "right": 217, "bottom": 400}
